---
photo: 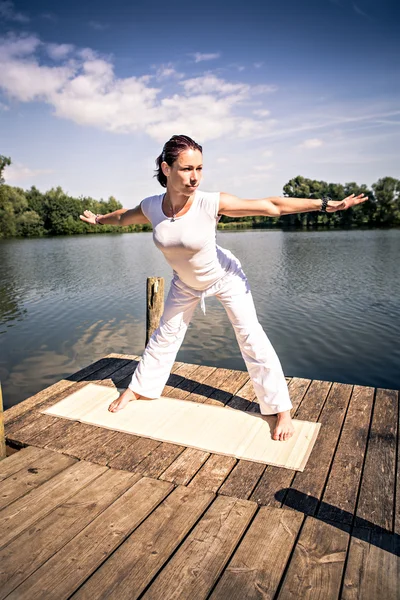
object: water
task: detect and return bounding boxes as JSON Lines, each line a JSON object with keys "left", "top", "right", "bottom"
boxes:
{"left": 1, "top": 229, "right": 399, "bottom": 410}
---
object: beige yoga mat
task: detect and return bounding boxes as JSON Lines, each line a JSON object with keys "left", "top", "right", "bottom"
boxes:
{"left": 42, "top": 383, "right": 321, "bottom": 471}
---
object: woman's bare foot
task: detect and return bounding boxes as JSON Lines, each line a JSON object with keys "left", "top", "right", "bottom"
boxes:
{"left": 108, "top": 388, "right": 138, "bottom": 412}
{"left": 273, "top": 410, "right": 295, "bottom": 441}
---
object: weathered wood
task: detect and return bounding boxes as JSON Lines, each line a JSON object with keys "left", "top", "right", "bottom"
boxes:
{"left": 0, "top": 382, "right": 5, "bottom": 460}
{"left": 189, "top": 454, "right": 237, "bottom": 493}
{"left": 0, "top": 446, "right": 49, "bottom": 481}
{"left": 0, "top": 468, "right": 141, "bottom": 599}
{"left": 218, "top": 459, "right": 265, "bottom": 500}
{"left": 146, "top": 276, "right": 164, "bottom": 344}
{"left": 356, "top": 388, "right": 398, "bottom": 531}
{"left": 3, "top": 354, "right": 135, "bottom": 426}
{"left": 0, "top": 450, "right": 75, "bottom": 510}
{"left": 278, "top": 517, "right": 350, "bottom": 600}
{"left": 134, "top": 442, "right": 185, "bottom": 478}
{"left": 210, "top": 507, "right": 303, "bottom": 600}
{"left": 107, "top": 436, "right": 161, "bottom": 471}
{"left": 282, "top": 382, "right": 352, "bottom": 516}
{"left": 220, "top": 376, "right": 312, "bottom": 500}
{"left": 142, "top": 496, "right": 257, "bottom": 600}
{"left": 342, "top": 527, "right": 399, "bottom": 600}
{"left": 318, "top": 385, "right": 375, "bottom": 524}
{"left": 7, "top": 477, "right": 173, "bottom": 600}
{"left": 155, "top": 365, "right": 235, "bottom": 481}
{"left": 159, "top": 447, "right": 210, "bottom": 485}
{"left": 250, "top": 379, "right": 331, "bottom": 506}
{"left": 71, "top": 486, "right": 214, "bottom": 600}
{"left": 163, "top": 363, "right": 213, "bottom": 399}
{"left": 0, "top": 459, "right": 104, "bottom": 550}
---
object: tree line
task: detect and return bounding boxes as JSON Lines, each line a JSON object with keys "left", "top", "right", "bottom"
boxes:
{"left": 0, "top": 155, "right": 399, "bottom": 238}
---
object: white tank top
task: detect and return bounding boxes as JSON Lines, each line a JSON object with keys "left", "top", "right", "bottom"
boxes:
{"left": 140, "top": 190, "right": 235, "bottom": 291}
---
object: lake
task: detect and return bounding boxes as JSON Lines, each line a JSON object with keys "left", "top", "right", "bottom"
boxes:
{"left": 1, "top": 229, "right": 399, "bottom": 410}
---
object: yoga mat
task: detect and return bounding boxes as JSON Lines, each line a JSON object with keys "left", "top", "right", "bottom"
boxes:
{"left": 42, "top": 383, "right": 321, "bottom": 471}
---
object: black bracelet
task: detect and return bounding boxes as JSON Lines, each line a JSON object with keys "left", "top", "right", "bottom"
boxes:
{"left": 320, "top": 196, "right": 331, "bottom": 212}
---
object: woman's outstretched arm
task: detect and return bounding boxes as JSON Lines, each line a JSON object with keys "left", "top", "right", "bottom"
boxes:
{"left": 219, "top": 192, "right": 368, "bottom": 217}
{"left": 79, "top": 204, "right": 149, "bottom": 226}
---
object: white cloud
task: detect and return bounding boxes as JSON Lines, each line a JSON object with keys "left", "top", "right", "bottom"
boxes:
{"left": 46, "top": 43, "right": 75, "bottom": 60}
{"left": 191, "top": 52, "right": 221, "bottom": 63}
{"left": 262, "top": 150, "right": 273, "bottom": 157}
{"left": 299, "top": 138, "right": 324, "bottom": 148}
{"left": 253, "top": 163, "right": 276, "bottom": 171}
{"left": 0, "top": 1, "right": 29, "bottom": 23}
{"left": 5, "top": 163, "right": 53, "bottom": 182}
{"left": 89, "top": 21, "right": 109, "bottom": 31}
{"left": 254, "top": 62, "right": 264, "bottom": 69}
{"left": 0, "top": 101, "right": 9, "bottom": 110}
{"left": 253, "top": 109, "right": 270, "bottom": 117}
{"left": 0, "top": 34, "right": 279, "bottom": 143}
{"left": 181, "top": 75, "right": 250, "bottom": 97}
{"left": 155, "top": 64, "right": 184, "bottom": 80}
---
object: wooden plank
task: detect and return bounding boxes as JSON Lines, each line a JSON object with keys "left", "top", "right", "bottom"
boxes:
{"left": 71, "top": 486, "right": 214, "bottom": 600}
{"left": 250, "top": 380, "right": 331, "bottom": 506}
{"left": 282, "top": 382, "right": 352, "bottom": 516}
{"left": 142, "top": 365, "right": 218, "bottom": 478}
{"left": 318, "top": 385, "right": 375, "bottom": 524}
{"left": 218, "top": 459, "right": 265, "bottom": 500}
{"left": 356, "top": 388, "right": 398, "bottom": 531}
{"left": 7, "top": 413, "right": 73, "bottom": 447}
{"left": 5, "top": 378, "right": 114, "bottom": 444}
{"left": 0, "top": 459, "right": 106, "bottom": 549}
{"left": 210, "top": 507, "right": 303, "bottom": 600}
{"left": 0, "top": 450, "right": 75, "bottom": 510}
{"left": 0, "top": 446, "right": 49, "bottom": 481}
{"left": 204, "top": 370, "right": 250, "bottom": 407}
{"left": 220, "top": 377, "right": 311, "bottom": 500}
{"left": 180, "top": 367, "right": 236, "bottom": 405}
{"left": 164, "top": 364, "right": 216, "bottom": 400}
{"left": 142, "top": 496, "right": 257, "bottom": 600}
{"left": 159, "top": 447, "right": 210, "bottom": 485}
{"left": 133, "top": 442, "right": 185, "bottom": 478}
{"left": 69, "top": 428, "right": 120, "bottom": 463}
{"left": 0, "top": 468, "right": 141, "bottom": 599}
{"left": 3, "top": 355, "right": 135, "bottom": 426}
{"left": 188, "top": 454, "right": 237, "bottom": 493}
{"left": 278, "top": 517, "right": 350, "bottom": 600}
{"left": 162, "top": 363, "right": 204, "bottom": 398}
{"left": 341, "top": 527, "right": 399, "bottom": 600}
{"left": 153, "top": 367, "right": 241, "bottom": 485}
{"left": 7, "top": 477, "right": 174, "bottom": 600}
{"left": 84, "top": 431, "right": 142, "bottom": 467}
{"left": 107, "top": 436, "right": 161, "bottom": 471}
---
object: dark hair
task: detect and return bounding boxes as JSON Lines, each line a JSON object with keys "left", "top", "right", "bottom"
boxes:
{"left": 154, "top": 134, "right": 203, "bottom": 187}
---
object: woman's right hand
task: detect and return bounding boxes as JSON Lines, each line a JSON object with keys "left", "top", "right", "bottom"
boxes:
{"left": 80, "top": 210, "right": 98, "bottom": 225}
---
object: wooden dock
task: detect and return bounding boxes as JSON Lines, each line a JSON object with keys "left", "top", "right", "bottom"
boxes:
{"left": 1, "top": 353, "right": 399, "bottom": 599}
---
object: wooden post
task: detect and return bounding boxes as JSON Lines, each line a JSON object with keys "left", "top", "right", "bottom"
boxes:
{"left": 146, "top": 277, "right": 164, "bottom": 345}
{"left": 0, "top": 382, "right": 6, "bottom": 460}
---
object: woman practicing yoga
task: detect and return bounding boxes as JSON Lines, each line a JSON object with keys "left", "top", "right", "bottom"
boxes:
{"left": 80, "top": 134, "right": 367, "bottom": 441}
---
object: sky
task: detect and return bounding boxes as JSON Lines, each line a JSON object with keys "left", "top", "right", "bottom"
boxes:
{"left": 0, "top": 0, "right": 399, "bottom": 205}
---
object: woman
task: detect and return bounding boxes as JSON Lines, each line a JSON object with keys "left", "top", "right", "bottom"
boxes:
{"left": 80, "top": 134, "right": 367, "bottom": 441}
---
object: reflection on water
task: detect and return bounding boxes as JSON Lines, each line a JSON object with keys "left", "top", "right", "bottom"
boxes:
{"left": 0, "top": 229, "right": 399, "bottom": 409}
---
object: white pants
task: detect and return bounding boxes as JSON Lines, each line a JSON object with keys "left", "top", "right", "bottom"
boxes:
{"left": 129, "top": 265, "right": 292, "bottom": 415}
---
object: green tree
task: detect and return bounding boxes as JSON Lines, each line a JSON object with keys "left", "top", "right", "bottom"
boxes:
{"left": 0, "top": 155, "right": 11, "bottom": 185}
{"left": 372, "top": 177, "right": 400, "bottom": 226}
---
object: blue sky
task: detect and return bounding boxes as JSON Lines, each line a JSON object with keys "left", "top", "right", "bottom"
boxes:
{"left": 0, "top": 0, "right": 399, "bottom": 205}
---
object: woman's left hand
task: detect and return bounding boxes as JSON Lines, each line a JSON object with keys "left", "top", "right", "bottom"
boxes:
{"left": 326, "top": 193, "right": 368, "bottom": 212}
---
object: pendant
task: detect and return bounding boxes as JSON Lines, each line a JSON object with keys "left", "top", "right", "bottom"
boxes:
{"left": 171, "top": 216, "right": 175, "bottom": 222}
